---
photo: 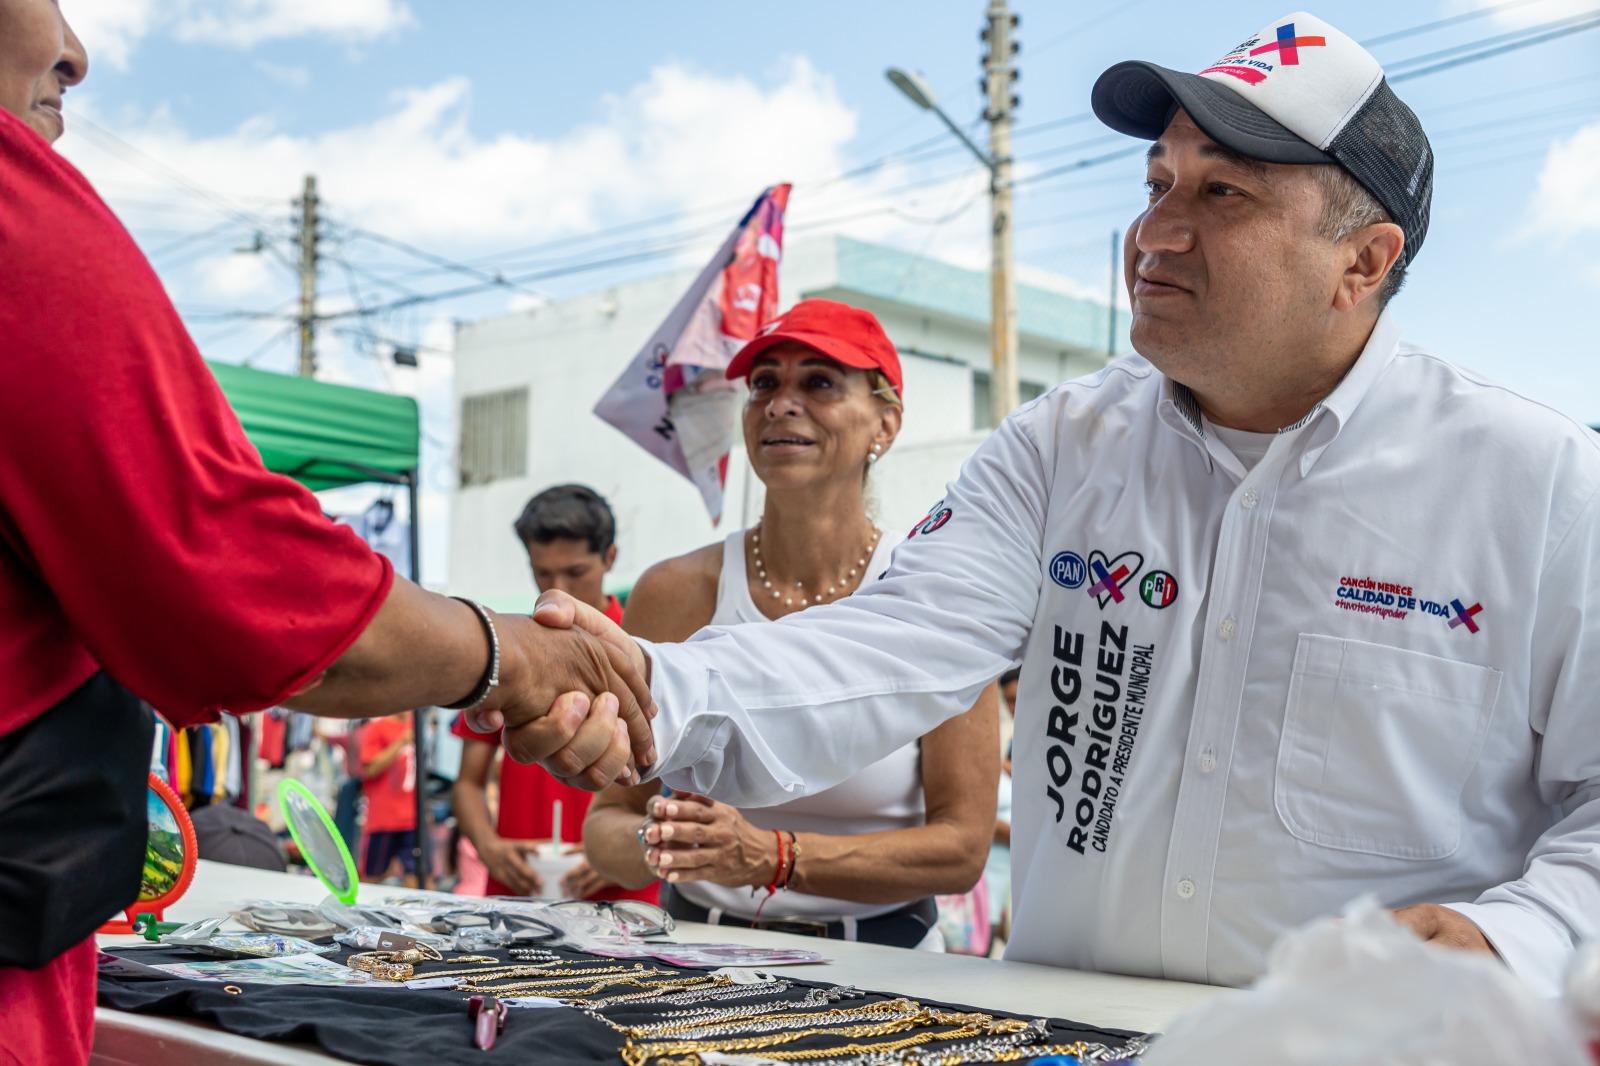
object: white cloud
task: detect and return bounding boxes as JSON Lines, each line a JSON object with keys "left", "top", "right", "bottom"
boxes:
{"left": 64, "top": 0, "right": 161, "bottom": 70}
{"left": 193, "top": 251, "right": 279, "bottom": 300}
{"left": 172, "top": 0, "right": 413, "bottom": 49}
{"left": 63, "top": 0, "right": 411, "bottom": 69}
{"left": 60, "top": 58, "right": 963, "bottom": 257}
{"left": 1519, "top": 120, "right": 1600, "bottom": 290}
{"left": 1526, "top": 120, "right": 1600, "bottom": 240}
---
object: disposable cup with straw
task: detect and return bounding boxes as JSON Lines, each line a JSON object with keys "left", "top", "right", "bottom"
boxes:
{"left": 526, "top": 797, "right": 581, "bottom": 897}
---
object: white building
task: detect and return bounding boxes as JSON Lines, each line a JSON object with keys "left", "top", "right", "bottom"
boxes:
{"left": 449, "top": 235, "right": 1131, "bottom": 611}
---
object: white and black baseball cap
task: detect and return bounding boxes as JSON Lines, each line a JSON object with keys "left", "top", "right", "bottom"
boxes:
{"left": 1092, "top": 11, "right": 1433, "bottom": 266}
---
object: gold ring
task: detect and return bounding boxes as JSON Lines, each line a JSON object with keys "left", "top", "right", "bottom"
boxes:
{"left": 223, "top": 985, "right": 243, "bottom": 996}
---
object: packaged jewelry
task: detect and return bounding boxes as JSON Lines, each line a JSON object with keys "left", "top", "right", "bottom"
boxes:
{"left": 163, "top": 917, "right": 337, "bottom": 959}
{"left": 334, "top": 924, "right": 454, "bottom": 953}
{"left": 227, "top": 901, "right": 342, "bottom": 940}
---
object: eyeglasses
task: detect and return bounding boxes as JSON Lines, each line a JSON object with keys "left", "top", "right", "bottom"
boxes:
{"left": 550, "top": 899, "right": 675, "bottom": 938}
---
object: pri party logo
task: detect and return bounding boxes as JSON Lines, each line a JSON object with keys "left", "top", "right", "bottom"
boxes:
{"left": 1200, "top": 21, "right": 1327, "bottom": 86}
{"left": 908, "top": 502, "right": 952, "bottom": 538}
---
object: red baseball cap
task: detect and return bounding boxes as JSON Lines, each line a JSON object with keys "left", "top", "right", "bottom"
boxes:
{"left": 725, "top": 298, "right": 903, "bottom": 396}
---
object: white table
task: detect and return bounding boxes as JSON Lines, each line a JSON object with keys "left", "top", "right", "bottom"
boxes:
{"left": 92, "top": 861, "right": 1224, "bottom": 1065}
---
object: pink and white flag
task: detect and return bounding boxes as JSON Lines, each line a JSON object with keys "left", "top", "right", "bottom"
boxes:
{"left": 593, "top": 185, "right": 790, "bottom": 523}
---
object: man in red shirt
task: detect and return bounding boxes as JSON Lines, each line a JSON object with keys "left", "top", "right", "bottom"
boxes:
{"left": 453, "top": 487, "right": 657, "bottom": 903}
{"left": 359, "top": 717, "right": 418, "bottom": 886}
{"left": 0, "top": 5, "right": 653, "bottom": 1061}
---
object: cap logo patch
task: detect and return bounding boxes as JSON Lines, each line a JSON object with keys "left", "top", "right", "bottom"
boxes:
{"left": 1249, "top": 22, "right": 1326, "bottom": 65}
{"left": 1199, "top": 21, "right": 1325, "bottom": 85}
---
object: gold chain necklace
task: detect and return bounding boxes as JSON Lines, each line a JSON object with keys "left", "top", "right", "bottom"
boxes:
{"left": 622, "top": 1011, "right": 1023, "bottom": 1066}
{"left": 470, "top": 973, "right": 725, "bottom": 1002}
{"left": 582, "top": 974, "right": 735, "bottom": 1008}
{"left": 752, "top": 522, "right": 881, "bottom": 607}
{"left": 622, "top": 998, "right": 922, "bottom": 1039}
{"left": 632, "top": 1026, "right": 968, "bottom": 1066}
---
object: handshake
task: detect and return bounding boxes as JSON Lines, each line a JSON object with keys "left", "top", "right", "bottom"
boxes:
{"left": 467, "top": 590, "right": 656, "bottom": 791}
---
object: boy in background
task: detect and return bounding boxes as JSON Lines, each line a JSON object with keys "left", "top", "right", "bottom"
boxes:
{"left": 452, "top": 485, "right": 656, "bottom": 902}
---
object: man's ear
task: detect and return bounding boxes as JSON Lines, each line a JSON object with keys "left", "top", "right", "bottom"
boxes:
{"left": 601, "top": 544, "right": 618, "bottom": 573}
{"left": 1335, "top": 222, "right": 1404, "bottom": 312}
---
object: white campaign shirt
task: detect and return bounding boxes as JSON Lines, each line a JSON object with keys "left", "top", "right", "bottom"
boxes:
{"left": 641, "top": 311, "right": 1600, "bottom": 995}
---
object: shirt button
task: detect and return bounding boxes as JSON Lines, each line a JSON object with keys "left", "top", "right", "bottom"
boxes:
{"left": 1176, "top": 879, "right": 1196, "bottom": 900}
{"left": 1240, "top": 489, "right": 1260, "bottom": 509}
{"left": 1217, "top": 617, "right": 1238, "bottom": 640}
{"left": 1198, "top": 748, "right": 1217, "bottom": 773}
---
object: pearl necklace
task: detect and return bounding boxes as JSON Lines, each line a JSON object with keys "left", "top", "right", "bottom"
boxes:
{"left": 751, "top": 522, "right": 882, "bottom": 607}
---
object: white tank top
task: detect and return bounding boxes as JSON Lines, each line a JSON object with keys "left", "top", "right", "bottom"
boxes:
{"left": 673, "top": 528, "right": 926, "bottom": 921}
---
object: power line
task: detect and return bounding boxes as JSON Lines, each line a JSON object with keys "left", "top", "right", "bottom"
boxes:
{"left": 1390, "top": 11, "right": 1600, "bottom": 80}
{"left": 1009, "top": 145, "right": 1146, "bottom": 191}
{"left": 336, "top": 223, "right": 550, "bottom": 300}
{"left": 64, "top": 110, "right": 291, "bottom": 236}
{"left": 1031, "top": 0, "right": 1160, "bottom": 58}
{"left": 1360, "top": 0, "right": 1563, "bottom": 46}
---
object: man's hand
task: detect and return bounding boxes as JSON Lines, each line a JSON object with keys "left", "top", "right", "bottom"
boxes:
{"left": 1391, "top": 904, "right": 1497, "bottom": 955}
{"left": 531, "top": 591, "right": 653, "bottom": 704}
{"left": 485, "top": 610, "right": 656, "bottom": 791}
{"left": 478, "top": 836, "right": 543, "bottom": 896}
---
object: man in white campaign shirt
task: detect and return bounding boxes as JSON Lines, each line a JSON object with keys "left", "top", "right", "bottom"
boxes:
{"left": 519, "top": 12, "right": 1599, "bottom": 994}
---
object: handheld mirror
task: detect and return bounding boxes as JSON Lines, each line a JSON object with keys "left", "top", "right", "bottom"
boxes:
{"left": 99, "top": 773, "right": 198, "bottom": 934}
{"left": 278, "top": 779, "right": 359, "bottom": 905}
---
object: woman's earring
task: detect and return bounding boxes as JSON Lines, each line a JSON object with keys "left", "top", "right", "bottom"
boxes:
{"left": 868, "top": 443, "right": 882, "bottom": 464}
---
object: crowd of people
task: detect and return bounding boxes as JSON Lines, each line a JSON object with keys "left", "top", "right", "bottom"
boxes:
{"left": 3, "top": 1, "right": 1598, "bottom": 1064}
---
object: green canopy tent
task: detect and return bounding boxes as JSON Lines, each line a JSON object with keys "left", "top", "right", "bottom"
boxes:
{"left": 208, "top": 362, "right": 435, "bottom": 885}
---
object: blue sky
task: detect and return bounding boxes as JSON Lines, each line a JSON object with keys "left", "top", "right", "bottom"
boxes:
{"left": 54, "top": 0, "right": 1600, "bottom": 582}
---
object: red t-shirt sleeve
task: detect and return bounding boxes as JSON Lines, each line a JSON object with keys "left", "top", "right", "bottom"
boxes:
{"left": 0, "top": 113, "right": 391, "bottom": 726}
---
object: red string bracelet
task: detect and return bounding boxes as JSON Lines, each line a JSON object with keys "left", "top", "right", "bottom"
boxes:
{"left": 751, "top": 830, "right": 786, "bottom": 922}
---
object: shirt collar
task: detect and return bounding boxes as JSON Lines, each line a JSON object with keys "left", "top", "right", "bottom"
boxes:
{"left": 1154, "top": 309, "right": 1404, "bottom": 478}
{"left": 1293, "top": 308, "right": 1403, "bottom": 478}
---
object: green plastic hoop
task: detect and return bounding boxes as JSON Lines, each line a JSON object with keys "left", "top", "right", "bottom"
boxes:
{"left": 277, "top": 778, "right": 360, "bottom": 905}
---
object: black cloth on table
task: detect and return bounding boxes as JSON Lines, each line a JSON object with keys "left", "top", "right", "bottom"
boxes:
{"left": 98, "top": 945, "right": 1143, "bottom": 1066}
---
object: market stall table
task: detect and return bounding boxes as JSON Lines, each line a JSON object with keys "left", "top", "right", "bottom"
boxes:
{"left": 91, "top": 860, "right": 1225, "bottom": 1065}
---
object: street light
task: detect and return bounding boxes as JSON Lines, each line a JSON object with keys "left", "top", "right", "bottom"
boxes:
{"left": 884, "top": 9, "right": 1019, "bottom": 428}
{"left": 885, "top": 67, "right": 994, "bottom": 172}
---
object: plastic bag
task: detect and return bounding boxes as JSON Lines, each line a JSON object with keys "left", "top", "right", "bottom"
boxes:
{"left": 332, "top": 924, "right": 454, "bottom": 952}
{"left": 164, "top": 916, "right": 336, "bottom": 959}
{"left": 1142, "top": 897, "right": 1588, "bottom": 1066}
{"left": 228, "top": 900, "right": 342, "bottom": 939}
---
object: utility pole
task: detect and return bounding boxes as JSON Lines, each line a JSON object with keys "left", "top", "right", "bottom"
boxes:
{"left": 296, "top": 174, "right": 319, "bottom": 378}
{"left": 982, "top": 0, "right": 1020, "bottom": 426}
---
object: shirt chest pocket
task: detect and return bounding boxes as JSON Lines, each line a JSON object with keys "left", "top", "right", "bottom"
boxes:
{"left": 1275, "top": 634, "right": 1502, "bottom": 860}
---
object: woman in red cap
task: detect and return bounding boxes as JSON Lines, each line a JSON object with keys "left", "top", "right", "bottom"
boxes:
{"left": 583, "top": 299, "right": 998, "bottom": 949}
